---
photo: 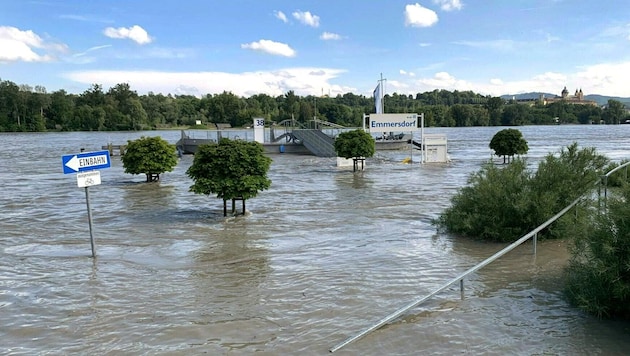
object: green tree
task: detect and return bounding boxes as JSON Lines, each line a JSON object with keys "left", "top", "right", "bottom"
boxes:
{"left": 334, "top": 129, "right": 375, "bottom": 172}
{"left": 121, "top": 136, "right": 178, "bottom": 182}
{"left": 489, "top": 128, "right": 529, "bottom": 163}
{"left": 186, "top": 138, "right": 272, "bottom": 216}
{"left": 602, "top": 99, "right": 626, "bottom": 124}
{"left": 501, "top": 103, "right": 531, "bottom": 125}
{"left": 484, "top": 97, "right": 504, "bottom": 126}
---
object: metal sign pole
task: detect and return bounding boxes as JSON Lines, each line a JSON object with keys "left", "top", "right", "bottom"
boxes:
{"left": 410, "top": 131, "right": 413, "bottom": 163}
{"left": 84, "top": 186, "right": 96, "bottom": 258}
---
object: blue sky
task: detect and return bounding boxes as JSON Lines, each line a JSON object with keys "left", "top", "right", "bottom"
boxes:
{"left": 1, "top": 0, "right": 630, "bottom": 98}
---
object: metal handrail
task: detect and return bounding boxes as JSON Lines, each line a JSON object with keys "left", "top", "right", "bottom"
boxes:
{"left": 329, "top": 196, "right": 582, "bottom": 352}
{"left": 600, "top": 161, "right": 630, "bottom": 203}
{"left": 330, "top": 161, "right": 630, "bottom": 353}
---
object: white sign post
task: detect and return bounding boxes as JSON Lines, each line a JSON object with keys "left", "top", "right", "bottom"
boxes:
{"left": 62, "top": 150, "right": 111, "bottom": 258}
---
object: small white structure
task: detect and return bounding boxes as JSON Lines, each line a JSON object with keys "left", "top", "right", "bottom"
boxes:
{"left": 421, "top": 134, "right": 449, "bottom": 163}
{"left": 336, "top": 157, "right": 366, "bottom": 169}
{"left": 253, "top": 118, "right": 265, "bottom": 143}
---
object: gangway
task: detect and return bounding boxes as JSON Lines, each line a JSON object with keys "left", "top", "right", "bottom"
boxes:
{"left": 292, "top": 129, "right": 336, "bottom": 157}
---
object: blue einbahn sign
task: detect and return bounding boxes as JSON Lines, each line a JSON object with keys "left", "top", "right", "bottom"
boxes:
{"left": 62, "top": 150, "right": 111, "bottom": 174}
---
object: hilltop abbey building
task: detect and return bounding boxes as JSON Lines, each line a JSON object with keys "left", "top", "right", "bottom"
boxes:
{"left": 540, "top": 86, "right": 598, "bottom": 106}
{"left": 513, "top": 87, "right": 599, "bottom": 106}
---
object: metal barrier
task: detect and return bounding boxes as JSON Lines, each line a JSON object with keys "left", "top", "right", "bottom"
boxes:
{"left": 600, "top": 160, "right": 630, "bottom": 203}
{"left": 330, "top": 160, "right": 630, "bottom": 353}
{"left": 329, "top": 196, "right": 582, "bottom": 352}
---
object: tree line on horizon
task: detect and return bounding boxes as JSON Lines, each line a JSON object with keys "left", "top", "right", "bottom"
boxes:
{"left": 0, "top": 78, "right": 628, "bottom": 132}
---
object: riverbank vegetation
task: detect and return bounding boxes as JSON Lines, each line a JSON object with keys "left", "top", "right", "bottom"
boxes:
{"left": 565, "top": 183, "right": 630, "bottom": 319}
{"left": 1, "top": 79, "right": 629, "bottom": 132}
{"left": 434, "top": 143, "right": 609, "bottom": 242}
{"left": 435, "top": 142, "right": 630, "bottom": 319}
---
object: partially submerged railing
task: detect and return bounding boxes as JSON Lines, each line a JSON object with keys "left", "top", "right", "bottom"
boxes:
{"left": 599, "top": 161, "right": 630, "bottom": 203}
{"left": 329, "top": 196, "right": 582, "bottom": 352}
{"left": 330, "top": 160, "right": 630, "bottom": 353}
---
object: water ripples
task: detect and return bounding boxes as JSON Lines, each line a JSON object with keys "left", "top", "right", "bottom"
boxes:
{"left": 2, "top": 126, "right": 630, "bottom": 354}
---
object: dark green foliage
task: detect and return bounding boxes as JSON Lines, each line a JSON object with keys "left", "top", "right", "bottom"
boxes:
{"left": 435, "top": 143, "right": 609, "bottom": 242}
{"left": 121, "top": 136, "right": 178, "bottom": 182}
{"left": 435, "top": 159, "right": 531, "bottom": 241}
{"left": 565, "top": 183, "right": 630, "bottom": 319}
{"left": 524, "top": 143, "right": 608, "bottom": 239}
{"left": 186, "top": 138, "right": 272, "bottom": 201}
{"left": 603, "top": 159, "right": 630, "bottom": 187}
{"left": 334, "top": 129, "right": 375, "bottom": 159}
{"left": 3, "top": 78, "right": 628, "bottom": 132}
{"left": 489, "top": 128, "right": 529, "bottom": 163}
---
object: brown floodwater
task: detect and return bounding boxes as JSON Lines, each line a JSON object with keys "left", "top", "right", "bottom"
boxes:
{"left": 2, "top": 125, "right": 630, "bottom": 355}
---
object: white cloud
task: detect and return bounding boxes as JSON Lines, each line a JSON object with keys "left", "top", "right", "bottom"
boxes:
{"left": 103, "top": 25, "right": 152, "bottom": 45}
{"left": 433, "top": 0, "right": 463, "bottom": 11}
{"left": 292, "top": 10, "right": 320, "bottom": 27}
{"left": 417, "top": 71, "right": 472, "bottom": 89}
{"left": 63, "top": 67, "right": 350, "bottom": 97}
{"left": 275, "top": 11, "right": 288, "bottom": 23}
{"left": 573, "top": 62, "right": 630, "bottom": 95}
{"left": 67, "top": 44, "right": 112, "bottom": 64}
{"left": 241, "top": 39, "right": 296, "bottom": 57}
{"left": 400, "top": 69, "right": 416, "bottom": 77}
{"left": 453, "top": 39, "right": 517, "bottom": 51}
{"left": 320, "top": 32, "right": 341, "bottom": 40}
{"left": 419, "top": 42, "right": 431, "bottom": 47}
{"left": 404, "top": 4, "right": 439, "bottom": 28}
{"left": 0, "top": 26, "right": 67, "bottom": 62}
{"left": 400, "top": 61, "right": 630, "bottom": 98}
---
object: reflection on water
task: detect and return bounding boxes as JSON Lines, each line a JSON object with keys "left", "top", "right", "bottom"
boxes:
{"left": 1, "top": 126, "right": 630, "bottom": 354}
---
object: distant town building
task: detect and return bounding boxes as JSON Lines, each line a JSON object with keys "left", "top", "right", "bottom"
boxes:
{"left": 511, "top": 87, "right": 599, "bottom": 107}
{"left": 540, "top": 87, "right": 598, "bottom": 106}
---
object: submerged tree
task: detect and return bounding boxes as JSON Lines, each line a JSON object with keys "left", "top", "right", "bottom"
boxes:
{"left": 489, "top": 128, "right": 529, "bottom": 163}
{"left": 334, "top": 129, "right": 375, "bottom": 172}
{"left": 121, "top": 136, "right": 178, "bottom": 182}
{"left": 187, "top": 138, "right": 272, "bottom": 216}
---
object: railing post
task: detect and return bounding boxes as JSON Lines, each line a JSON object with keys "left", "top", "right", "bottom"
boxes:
{"left": 603, "top": 175, "right": 608, "bottom": 204}
{"left": 460, "top": 279, "right": 464, "bottom": 300}
{"left": 533, "top": 233, "right": 537, "bottom": 255}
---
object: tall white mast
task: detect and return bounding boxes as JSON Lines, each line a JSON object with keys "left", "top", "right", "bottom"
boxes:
{"left": 377, "top": 73, "right": 386, "bottom": 114}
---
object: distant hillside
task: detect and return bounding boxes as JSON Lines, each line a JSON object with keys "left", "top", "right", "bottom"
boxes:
{"left": 501, "top": 92, "right": 630, "bottom": 106}
{"left": 584, "top": 94, "right": 630, "bottom": 106}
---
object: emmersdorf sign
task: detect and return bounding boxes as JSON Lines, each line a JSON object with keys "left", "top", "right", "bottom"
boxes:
{"left": 368, "top": 113, "right": 419, "bottom": 133}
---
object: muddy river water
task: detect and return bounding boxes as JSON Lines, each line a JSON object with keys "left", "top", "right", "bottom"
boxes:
{"left": 2, "top": 125, "right": 630, "bottom": 355}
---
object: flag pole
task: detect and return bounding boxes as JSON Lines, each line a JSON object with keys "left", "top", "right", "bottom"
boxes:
{"left": 378, "top": 73, "right": 386, "bottom": 114}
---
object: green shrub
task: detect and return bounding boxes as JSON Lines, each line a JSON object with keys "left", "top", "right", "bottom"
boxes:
{"left": 435, "top": 159, "right": 531, "bottom": 241}
{"left": 434, "top": 143, "right": 609, "bottom": 242}
{"left": 564, "top": 183, "right": 630, "bottom": 319}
